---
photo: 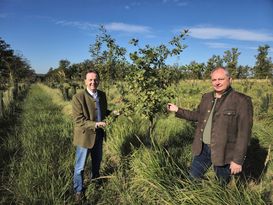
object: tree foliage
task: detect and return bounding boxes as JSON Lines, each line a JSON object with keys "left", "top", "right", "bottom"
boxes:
{"left": 119, "top": 30, "right": 189, "bottom": 138}
{"left": 253, "top": 44, "right": 272, "bottom": 79}
{"left": 223, "top": 48, "right": 241, "bottom": 78}
{"left": 184, "top": 61, "right": 205, "bottom": 79}
{"left": 204, "top": 55, "right": 223, "bottom": 79}
{"left": 0, "top": 37, "right": 35, "bottom": 89}
{"left": 89, "top": 25, "right": 127, "bottom": 89}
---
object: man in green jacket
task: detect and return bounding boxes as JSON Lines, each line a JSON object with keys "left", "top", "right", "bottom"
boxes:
{"left": 72, "top": 70, "right": 108, "bottom": 202}
{"left": 167, "top": 67, "right": 253, "bottom": 185}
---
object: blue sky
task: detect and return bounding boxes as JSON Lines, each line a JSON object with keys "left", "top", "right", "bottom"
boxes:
{"left": 1, "top": 0, "right": 273, "bottom": 74}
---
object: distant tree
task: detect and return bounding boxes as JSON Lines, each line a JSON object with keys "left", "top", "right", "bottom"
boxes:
{"left": 0, "top": 37, "right": 34, "bottom": 89}
{"left": 253, "top": 44, "right": 272, "bottom": 78}
{"left": 0, "top": 37, "right": 14, "bottom": 87}
{"left": 204, "top": 55, "right": 223, "bottom": 79}
{"left": 44, "top": 59, "right": 72, "bottom": 85}
{"left": 223, "top": 48, "right": 241, "bottom": 79}
{"left": 12, "top": 55, "right": 34, "bottom": 82}
{"left": 237, "top": 65, "right": 251, "bottom": 79}
{"left": 58, "top": 59, "right": 71, "bottom": 80}
{"left": 45, "top": 68, "right": 62, "bottom": 85}
{"left": 59, "top": 59, "right": 70, "bottom": 70}
{"left": 186, "top": 61, "right": 205, "bottom": 79}
{"left": 78, "top": 60, "right": 95, "bottom": 80}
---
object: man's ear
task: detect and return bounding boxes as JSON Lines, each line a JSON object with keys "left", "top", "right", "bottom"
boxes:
{"left": 229, "top": 77, "right": 232, "bottom": 84}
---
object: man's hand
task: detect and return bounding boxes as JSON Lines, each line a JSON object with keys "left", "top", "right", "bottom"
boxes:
{"left": 230, "top": 161, "right": 242, "bottom": 175}
{"left": 96, "top": 122, "right": 107, "bottom": 128}
{"left": 167, "top": 103, "right": 179, "bottom": 112}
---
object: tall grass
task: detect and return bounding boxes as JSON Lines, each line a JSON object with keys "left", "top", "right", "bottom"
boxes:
{"left": 5, "top": 84, "right": 74, "bottom": 204}
{"left": 2, "top": 79, "right": 272, "bottom": 204}
{"left": 93, "top": 79, "right": 272, "bottom": 205}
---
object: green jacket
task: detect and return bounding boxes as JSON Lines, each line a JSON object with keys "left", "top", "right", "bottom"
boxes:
{"left": 72, "top": 89, "right": 108, "bottom": 148}
{"left": 175, "top": 87, "right": 253, "bottom": 166}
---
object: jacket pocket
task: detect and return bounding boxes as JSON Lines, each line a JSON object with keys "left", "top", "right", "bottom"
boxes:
{"left": 223, "top": 110, "right": 237, "bottom": 142}
{"left": 223, "top": 110, "right": 236, "bottom": 116}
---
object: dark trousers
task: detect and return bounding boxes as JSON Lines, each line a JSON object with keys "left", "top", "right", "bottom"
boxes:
{"left": 189, "top": 143, "right": 231, "bottom": 185}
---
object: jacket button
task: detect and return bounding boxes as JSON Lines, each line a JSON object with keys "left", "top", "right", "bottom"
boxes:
{"left": 201, "top": 129, "right": 204, "bottom": 132}
{"left": 208, "top": 110, "right": 210, "bottom": 113}
{"left": 204, "top": 119, "right": 206, "bottom": 122}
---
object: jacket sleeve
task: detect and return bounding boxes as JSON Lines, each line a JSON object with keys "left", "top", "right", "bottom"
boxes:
{"left": 175, "top": 107, "right": 199, "bottom": 122}
{"left": 233, "top": 96, "right": 253, "bottom": 165}
{"left": 175, "top": 95, "right": 204, "bottom": 122}
{"left": 72, "top": 94, "right": 96, "bottom": 131}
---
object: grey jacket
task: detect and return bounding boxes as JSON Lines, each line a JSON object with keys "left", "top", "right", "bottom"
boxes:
{"left": 175, "top": 87, "right": 253, "bottom": 166}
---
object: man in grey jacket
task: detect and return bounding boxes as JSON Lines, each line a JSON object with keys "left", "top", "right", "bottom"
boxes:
{"left": 167, "top": 67, "right": 253, "bottom": 185}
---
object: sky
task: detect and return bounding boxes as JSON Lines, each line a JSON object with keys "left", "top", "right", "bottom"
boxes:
{"left": 0, "top": 0, "right": 273, "bottom": 74}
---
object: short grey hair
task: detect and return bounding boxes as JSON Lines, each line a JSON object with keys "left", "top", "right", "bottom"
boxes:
{"left": 210, "top": 67, "right": 230, "bottom": 77}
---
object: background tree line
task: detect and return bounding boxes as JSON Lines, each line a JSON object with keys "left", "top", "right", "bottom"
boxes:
{"left": 43, "top": 28, "right": 273, "bottom": 86}
{"left": 1, "top": 29, "right": 272, "bottom": 91}
{"left": 0, "top": 37, "right": 36, "bottom": 90}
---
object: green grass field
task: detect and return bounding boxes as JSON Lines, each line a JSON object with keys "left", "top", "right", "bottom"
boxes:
{"left": 0, "top": 79, "right": 272, "bottom": 204}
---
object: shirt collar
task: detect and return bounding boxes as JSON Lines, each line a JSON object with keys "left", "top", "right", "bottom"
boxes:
{"left": 86, "top": 88, "right": 97, "bottom": 99}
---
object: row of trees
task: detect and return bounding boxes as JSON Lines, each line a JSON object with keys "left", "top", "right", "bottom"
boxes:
{"left": 181, "top": 45, "right": 272, "bottom": 80}
{"left": 0, "top": 37, "right": 36, "bottom": 90}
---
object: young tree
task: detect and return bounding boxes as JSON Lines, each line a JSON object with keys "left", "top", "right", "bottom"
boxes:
{"left": 119, "top": 30, "right": 189, "bottom": 141}
{"left": 89, "top": 26, "right": 127, "bottom": 90}
{"left": 253, "top": 44, "right": 272, "bottom": 79}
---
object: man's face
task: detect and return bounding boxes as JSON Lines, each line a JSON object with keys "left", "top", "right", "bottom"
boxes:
{"left": 85, "top": 72, "right": 99, "bottom": 92}
{"left": 211, "top": 69, "right": 231, "bottom": 94}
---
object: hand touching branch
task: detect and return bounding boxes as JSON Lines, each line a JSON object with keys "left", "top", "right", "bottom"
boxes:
{"left": 167, "top": 103, "right": 179, "bottom": 112}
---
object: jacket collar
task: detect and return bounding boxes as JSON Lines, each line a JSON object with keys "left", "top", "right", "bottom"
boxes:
{"left": 212, "top": 86, "right": 233, "bottom": 98}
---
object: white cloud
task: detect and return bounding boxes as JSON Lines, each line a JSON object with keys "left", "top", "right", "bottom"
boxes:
{"left": 189, "top": 27, "right": 273, "bottom": 42}
{"left": 124, "top": 2, "right": 141, "bottom": 10}
{"left": 177, "top": 2, "right": 188, "bottom": 6}
{"left": 52, "top": 18, "right": 151, "bottom": 35}
{"left": 104, "top": 22, "right": 151, "bottom": 33}
{"left": 163, "top": 0, "right": 188, "bottom": 6}
{"left": 204, "top": 42, "right": 232, "bottom": 49}
{"left": 55, "top": 20, "right": 98, "bottom": 30}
